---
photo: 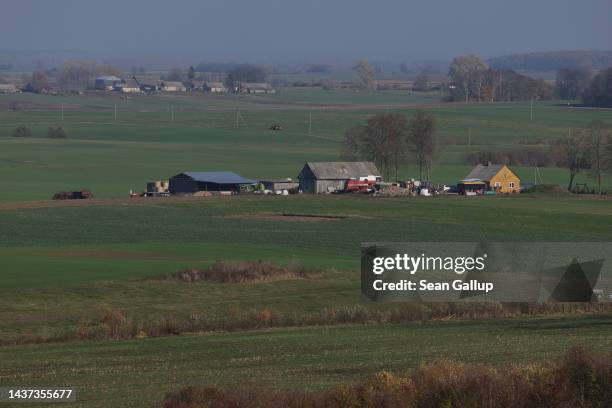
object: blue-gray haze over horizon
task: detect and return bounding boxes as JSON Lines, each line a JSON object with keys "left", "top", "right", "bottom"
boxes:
{"left": 0, "top": 0, "right": 610, "bottom": 65}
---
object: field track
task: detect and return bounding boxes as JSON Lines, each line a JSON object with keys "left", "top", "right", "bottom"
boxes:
{"left": 0, "top": 195, "right": 225, "bottom": 210}
{"left": 1, "top": 193, "right": 611, "bottom": 212}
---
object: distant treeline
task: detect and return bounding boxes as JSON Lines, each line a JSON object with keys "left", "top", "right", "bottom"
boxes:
{"left": 488, "top": 50, "right": 612, "bottom": 71}
{"left": 554, "top": 67, "right": 612, "bottom": 107}
{"left": 448, "top": 53, "right": 612, "bottom": 107}
{"left": 447, "top": 55, "right": 552, "bottom": 102}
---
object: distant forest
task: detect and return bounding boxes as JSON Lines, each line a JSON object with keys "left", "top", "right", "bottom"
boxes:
{"left": 488, "top": 50, "right": 612, "bottom": 71}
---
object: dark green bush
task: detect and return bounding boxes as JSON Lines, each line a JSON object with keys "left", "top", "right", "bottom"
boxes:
{"left": 47, "top": 126, "right": 67, "bottom": 139}
{"left": 12, "top": 125, "right": 31, "bottom": 138}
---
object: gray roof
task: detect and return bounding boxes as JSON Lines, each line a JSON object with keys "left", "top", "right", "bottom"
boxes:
{"left": 244, "top": 82, "right": 272, "bottom": 90}
{"left": 96, "top": 75, "right": 122, "bottom": 82}
{"left": 465, "top": 163, "right": 506, "bottom": 181}
{"left": 120, "top": 79, "right": 140, "bottom": 88}
{"left": 260, "top": 179, "right": 296, "bottom": 183}
{"left": 205, "top": 82, "right": 226, "bottom": 88}
{"left": 301, "top": 161, "right": 381, "bottom": 180}
{"left": 180, "top": 172, "right": 256, "bottom": 184}
{"left": 162, "top": 81, "right": 185, "bottom": 87}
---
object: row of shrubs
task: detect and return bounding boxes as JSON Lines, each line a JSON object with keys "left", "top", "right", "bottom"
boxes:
{"left": 521, "top": 184, "right": 569, "bottom": 194}
{"left": 149, "top": 260, "right": 315, "bottom": 283}
{"left": 12, "top": 125, "right": 67, "bottom": 138}
{"left": 464, "top": 149, "right": 554, "bottom": 167}
{"left": 163, "top": 346, "right": 612, "bottom": 408}
{"left": 2, "top": 301, "right": 607, "bottom": 346}
{"left": 76, "top": 303, "right": 612, "bottom": 342}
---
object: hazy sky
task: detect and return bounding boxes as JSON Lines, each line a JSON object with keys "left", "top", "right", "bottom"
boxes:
{"left": 1, "top": 0, "right": 610, "bottom": 63}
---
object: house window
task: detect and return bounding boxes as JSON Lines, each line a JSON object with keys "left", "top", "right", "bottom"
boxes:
{"left": 508, "top": 182, "right": 515, "bottom": 188}
{"left": 494, "top": 182, "right": 501, "bottom": 188}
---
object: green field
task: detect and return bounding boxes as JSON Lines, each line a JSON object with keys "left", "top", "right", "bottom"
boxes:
{"left": 1, "top": 316, "right": 610, "bottom": 407}
{"left": 1, "top": 88, "right": 612, "bottom": 407}
{"left": 1, "top": 194, "right": 611, "bottom": 343}
{"left": 2, "top": 195, "right": 612, "bottom": 288}
{"left": 1, "top": 89, "right": 612, "bottom": 201}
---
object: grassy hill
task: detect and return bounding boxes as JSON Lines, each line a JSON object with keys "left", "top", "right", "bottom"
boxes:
{"left": 1, "top": 88, "right": 611, "bottom": 407}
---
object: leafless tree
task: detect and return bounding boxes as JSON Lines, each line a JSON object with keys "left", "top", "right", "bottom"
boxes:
{"left": 448, "top": 55, "right": 488, "bottom": 102}
{"left": 342, "top": 113, "right": 408, "bottom": 180}
{"left": 27, "top": 71, "right": 48, "bottom": 93}
{"left": 407, "top": 111, "right": 437, "bottom": 180}
{"left": 355, "top": 59, "right": 376, "bottom": 90}
{"left": 59, "top": 60, "right": 91, "bottom": 90}
{"left": 586, "top": 121, "right": 611, "bottom": 194}
{"left": 413, "top": 72, "right": 429, "bottom": 91}
{"left": 93, "top": 64, "right": 121, "bottom": 77}
{"left": 556, "top": 130, "right": 590, "bottom": 191}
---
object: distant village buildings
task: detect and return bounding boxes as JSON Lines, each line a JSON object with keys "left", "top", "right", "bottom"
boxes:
{"left": 205, "top": 82, "right": 227, "bottom": 93}
{"left": 114, "top": 79, "right": 141, "bottom": 93}
{"left": 161, "top": 81, "right": 186, "bottom": 92}
{"left": 241, "top": 83, "right": 276, "bottom": 94}
{"left": 0, "top": 83, "right": 20, "bottom": 93}
{"left": 95, "top": 76, "right": 123, "bottom": 91}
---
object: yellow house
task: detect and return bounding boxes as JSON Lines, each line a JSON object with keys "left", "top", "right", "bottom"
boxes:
{"left": 464, "top": 162, "right": 520, "bottom": 193}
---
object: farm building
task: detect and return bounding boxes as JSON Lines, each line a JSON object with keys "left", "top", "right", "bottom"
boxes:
{"left": 463, "top": 162, "right": 520, "bottom": 194}
{"left": 242, "top": 83, "right": 275, "bottom": 94}
{"left": 0, "top": 83, "right": 20, "bottom": 93}
{"left": 298, "top": 162, "right": 381, "bottom": 194}
{"left": 169, "top": 172, "right": 256, "bottom": 194}
{"left": 95, "top": 76, "right": 123, "bottom": 90}
{"left": 161, "top": 81, "right": 186, "bottom": 92}
{"left": 132, "top": 77, "right": 161, "bottom": 93}
{"left": 259, "top": 179, "right": 300, "bottom": 192}
{"left": 114, "top": 79, "right": 141, "bottom": 93}
{"left": 205, "top": 82, "right": 227, "bottom": 93}
{"left": 185, "top": 80, "right": 205, "bottom": 91}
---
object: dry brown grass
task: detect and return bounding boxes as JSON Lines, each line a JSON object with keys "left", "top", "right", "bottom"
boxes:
{"left": 69, "top": 302, "right": 612, "bottom": 343}
{"left": 0, "top": 301, "right": 609, "bottom": 346}
{"left": 151, "top": 260, "right": 315, "bottom": 283}
{"left": 163, "top": 346, "right": 612, "bottom": 408}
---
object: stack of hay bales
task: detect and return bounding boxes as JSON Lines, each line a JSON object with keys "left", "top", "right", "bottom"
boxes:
{"left": 379, "top": 185, "right": 414, "bottom": 196}
{"left": 146, "top": 180, "right": 169, "bottom": 193}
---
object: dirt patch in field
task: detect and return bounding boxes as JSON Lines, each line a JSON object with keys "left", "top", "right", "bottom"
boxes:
{"left": 0, "top": 195, "right": 228, "bottom": 211}
{"left": 222, "top": 212, "right": 353, "bottom": 222}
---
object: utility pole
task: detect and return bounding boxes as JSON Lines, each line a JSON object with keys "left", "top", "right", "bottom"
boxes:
{"left": 530, "top": 99, "right": 533, "bottom": 121}
{"left": 171, "top": 105, "right": 174, "bottom": 123}
{"left": 61, "top": 104, "right": 64, "bottom": 121}
{"left": 468, "top": 127, "right": 471, "bottom": 146}
{"left": 233, "top": 106, "right": 247, "bottom": 129}
{"left": 114, "top": 103, "right": 117, "bottom": 121}
{"left": 308, "top": 110, "right": 312, "bottom": 135}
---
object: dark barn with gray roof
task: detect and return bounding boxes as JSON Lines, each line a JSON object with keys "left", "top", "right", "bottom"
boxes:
{"left": 169, "top": 172, "right": 256, "bottom": 194}
{"left": 298, "top": 162, "right": 381, "bottom": 193}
